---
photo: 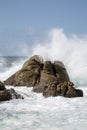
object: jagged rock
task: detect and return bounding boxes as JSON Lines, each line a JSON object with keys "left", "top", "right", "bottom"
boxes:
{"left": 5, "top": 55, "right": 70, "bottom": 87}
{"left": 0, "top": 81, "right": 6, "bottom": 91}
{"left": 43, "top": 82, "right": 57, "bottom": 97}
{"left": 43, "top": 81, "right": 83, "bottom": 98}
{"left": 4, "top": 55, "right": 83, "bottom": 98}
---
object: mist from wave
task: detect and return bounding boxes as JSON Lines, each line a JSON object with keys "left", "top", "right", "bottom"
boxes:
{"left": 32, "top": 28, "right": 87, "bottom": 86}
{"left": 0, "top": 56, "right": 28, "bottom": 81}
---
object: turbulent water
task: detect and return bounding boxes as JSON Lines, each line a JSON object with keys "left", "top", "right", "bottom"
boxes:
{"left": 0, "top": 56, "right": 87, "bottom": 130}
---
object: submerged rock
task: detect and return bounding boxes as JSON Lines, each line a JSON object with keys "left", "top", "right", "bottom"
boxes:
{"left": 0, "top": 88, "right": 24, "bottom": 102}
{"left": 4, "top": 55, "right": 83, "bottom": 98}
{"left": 0, "top": 90, "right": 11, "bottom": 101}
{"left": 7, "top": 88, "right": 24, "bottom": 99}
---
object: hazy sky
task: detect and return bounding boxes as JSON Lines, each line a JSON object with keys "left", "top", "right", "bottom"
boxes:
{"left": 0, "top": 0, "right": 87, "bottom": 55}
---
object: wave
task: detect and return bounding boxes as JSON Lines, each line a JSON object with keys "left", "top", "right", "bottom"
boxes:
{"left": 0, "top": 56, "right": 27, "bottom": 81}
{"left": 32, "top": 28, "right": 87, "bottom": 86}
{"left": 0, "top": 28, "right": 87, "bottom": 86}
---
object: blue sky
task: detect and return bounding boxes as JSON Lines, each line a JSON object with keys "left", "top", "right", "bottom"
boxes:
{"left": 0, "top": 0, "right": 87, "bottom": 55}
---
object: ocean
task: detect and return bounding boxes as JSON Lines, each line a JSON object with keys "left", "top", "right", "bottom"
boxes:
{"left": 0, "top": 56, "right": 87, "bottom": 130}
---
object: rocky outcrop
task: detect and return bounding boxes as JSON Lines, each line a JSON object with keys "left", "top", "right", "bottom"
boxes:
{"left": 4, "top": 55, "right": 83, "bottom": 98}
{"left": 43, "top": 81, "right": 83, "bottom": 98}
{"left": 5, "top": 55, "right": 69, "bottom": 86}
{"left": 0, "top": 81, "right": 23, "bottom": 101}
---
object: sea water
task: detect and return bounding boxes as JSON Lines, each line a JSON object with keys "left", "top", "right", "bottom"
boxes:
{"left": 0, "top": 56, "right": 87, "bottom": 130}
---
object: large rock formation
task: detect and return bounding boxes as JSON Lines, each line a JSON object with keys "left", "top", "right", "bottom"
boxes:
{"left": 0, "top": 81, "right": 23, "bottom": 101}
{"left": 4, "top": 55, "right": 83, "bottom": 98}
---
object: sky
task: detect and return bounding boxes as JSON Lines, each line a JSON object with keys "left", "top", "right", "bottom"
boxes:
{"left": 0, "top": 0, "right": 87, "bottom": 56}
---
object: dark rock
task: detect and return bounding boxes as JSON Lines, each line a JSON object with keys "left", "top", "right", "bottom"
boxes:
{"left": 0, "top": 80, "right": 24, "bottom": 101}
{"left": 53, "top": 61, "right": 70, "bottom": 83}
{"left": 0, "top": 88, "right": 24, "bottom": 102}
{"left": 0, "top": 81, "right": 6, "bottom": 91}
{"left": 0, "top": 90, "right": 11, "bottom": 101}
{"left": 7, "top": 88, "right": 24, "bottom": 99}
{"left": 75, "top": 89, "right": 83, "bottom": 97}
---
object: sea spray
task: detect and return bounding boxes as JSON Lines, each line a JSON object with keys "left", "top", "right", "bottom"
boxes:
{"left": 32, "top": 28, "right": 87, "bottom": 85}
{"left": 0, "top": 56, "right": 27, "bottom": 81}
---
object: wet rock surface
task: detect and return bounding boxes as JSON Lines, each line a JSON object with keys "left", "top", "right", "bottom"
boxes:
{"left": 0, "top": 81, "right": 24, "bottom": 101}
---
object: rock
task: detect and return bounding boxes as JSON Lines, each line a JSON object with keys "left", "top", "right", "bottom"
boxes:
{"left": 0, "top": 90, "right": 11, "bottom": 101}
{"left": 22, "top": 55, "right": 43, "bottom": 69}
{"left": 40, "top": 61, "right": 57, "bottom": 84}
{"left": 4, "top": 55, "right": 42, "bottom": 86}
{"left": 0, "top": 88, "right": 24, "bottom": 102}
{"left": 43, "top": 81, "right": 83, "bottom": 98}
{"left": 0, "top": 80, "right": 24, "bottom": 101}
{"left": 4, "top": 73, "right": 16, "bottom": 85}
{"left": 43, "top": 61, "right": 54, "bottom": 74}
{"left": 75, "top": 89, "right": 83, "bottom": 97}
{"left": 40, "top": 70, "right": 57, "bottom": 85}
{"left": 14, "top": 55, "right": 43, "bottom": 86}
{"left": 0, "top": 81, "right": 6, "bottom": 91}
{"left": 64, "top": 82, "right": 78, "bottom": 98}
{"left": 43, "top": 82, "right": 57, "bottom": 97}
{"left": 7, "top": 88, "right": 24, "bottom": 99}
{"left": 53, "top": 61, "right": 70, "bottom": 83}
{"left": 33, "top": 83, "right": 48, "bottom": 93}
{"left": 4, "top": 55, "right": 83, "bottom": 98}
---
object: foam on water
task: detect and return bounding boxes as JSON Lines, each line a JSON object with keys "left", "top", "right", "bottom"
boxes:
{"left": 0, "top": 86, "right": 87, "bottom": 130}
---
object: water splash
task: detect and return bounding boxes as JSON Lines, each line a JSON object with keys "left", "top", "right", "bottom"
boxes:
{"left": 32, "top": 28, "right": 87, "bottom": 85}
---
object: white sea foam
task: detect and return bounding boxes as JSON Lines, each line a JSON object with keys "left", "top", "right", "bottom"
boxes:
{"left": 0, "top": 86, "right": 87, "bottom": 130}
